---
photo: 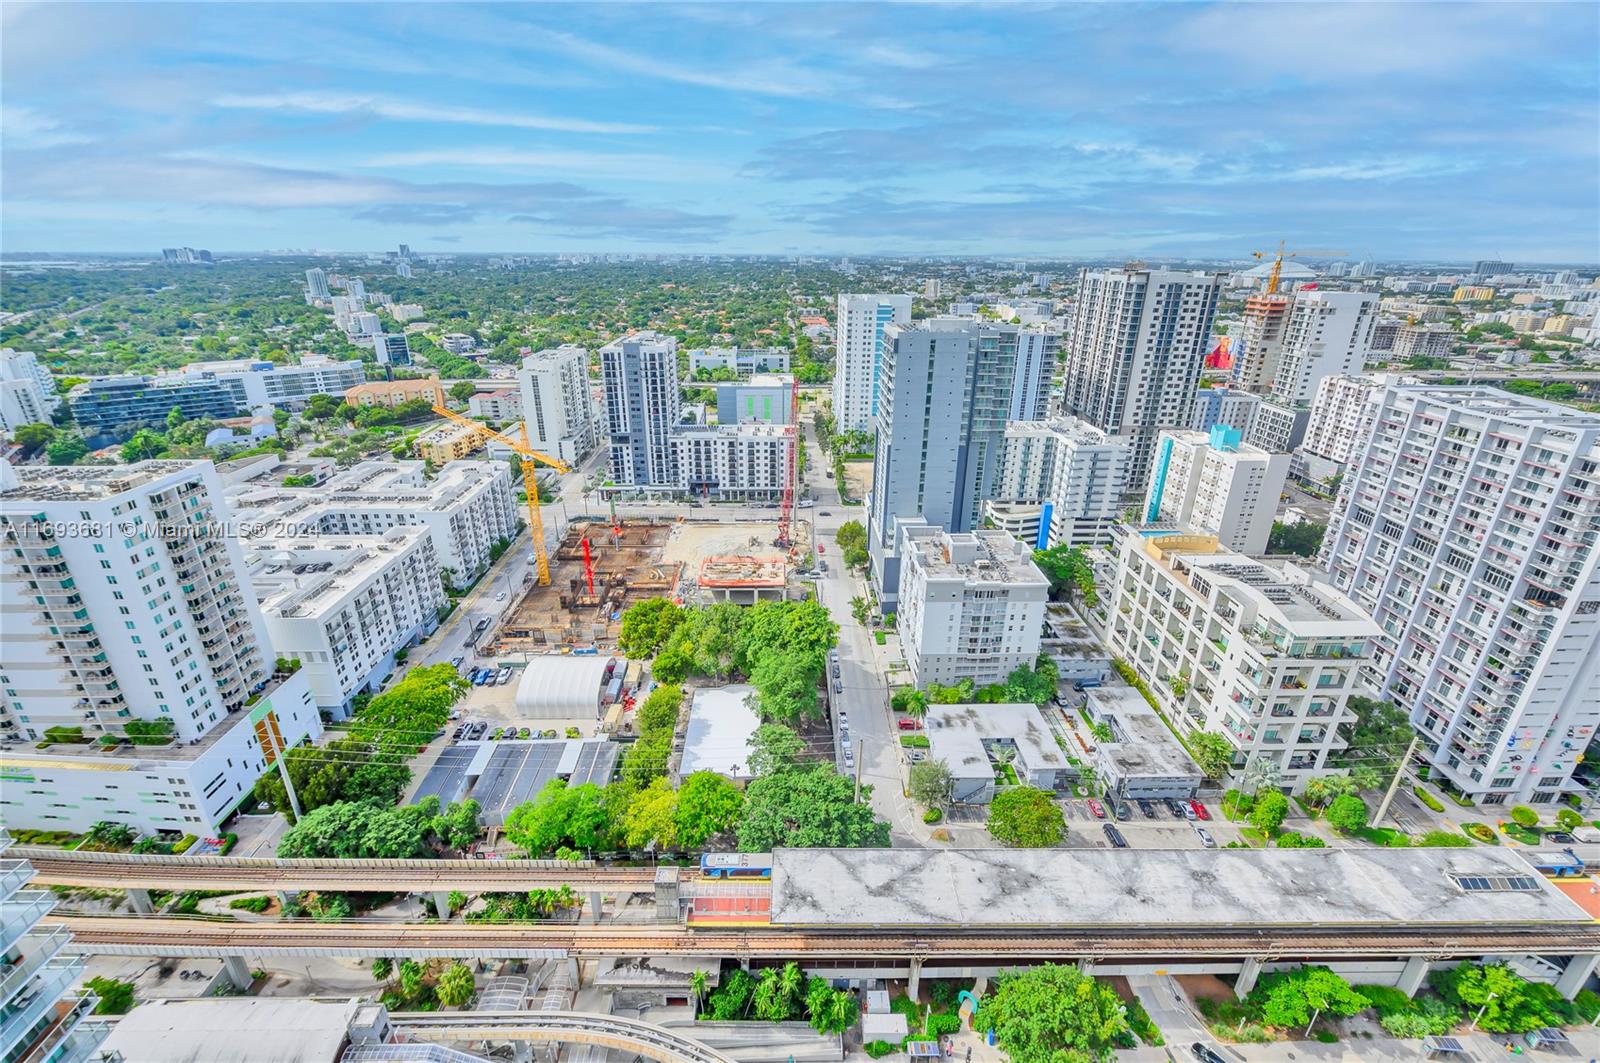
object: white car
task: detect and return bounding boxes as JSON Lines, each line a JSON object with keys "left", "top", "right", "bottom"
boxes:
{"left": 496, "top": 591, "right": 507, "bottom": 601}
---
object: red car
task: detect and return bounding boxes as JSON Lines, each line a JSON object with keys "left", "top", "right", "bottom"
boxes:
{"left": 896, "top": 718, "right": 923, "bottom": 731}
{"left": 1087, "top": 798, "right": 1106, "bottom": 819}
{"left": 1190, "top": 799, "right": 1210, "bottom": 821}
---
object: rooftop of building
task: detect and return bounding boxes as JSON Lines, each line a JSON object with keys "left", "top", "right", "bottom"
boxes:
{"left": 1088, "top": 686, "right": 1203, "bottom": 780}
{"left": 2, "top": 668, "right": 304, "bottom": 766}
{"left": 905, "top": 529, "right": 1048, "bottom": 588}
{"left": 98, "top": 996, "right": 365, "bottom": 1063}
{"left": 679, "top": 685, "right": 760, "bottom": 780}
{"left": 601, "top": 330, "right": 676, "bottom": 351}
{"left": 925, "top": 702, "right": 1067, "bottom": 775}
{"left": 699, "top": 555, "right": 786, "bottom": 588}
{"left": 1391, "top": 385, "right": 1600, "bottom": 429}
{"left": 227, "top": 460, "right": 507, "bottom": 527}
{"left": 767, "top": 846, "right": 1588, "bottom": 929}
{"left": 0, "top": 459, "right": 209, "bottom": 504}
{"left": 1003, "top": 415, "right": 1126, "bottom": 446}
{"left": 415, "top": 419, "right": 481, "bottom": 443}
{"left": 248, "top": 528, "right": 431, "bottom": 619}
{"left": 1130, "top": 528, "right": 1377, "bottom": 635}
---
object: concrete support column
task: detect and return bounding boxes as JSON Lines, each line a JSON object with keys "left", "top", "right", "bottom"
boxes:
{"left": 588, "top": 891, "right": 603, "bottom": 924}
{"left": 1397, "top": 957, "right": 1430, "bottom": 998}
{"left": 432, "top": 891, "right": 451, "bottom": 921}
{"left": 1234, "top": 957, "right": 1262, "bottom": 999}
{"left": 126, "top": 888, "right": 154, "bottom": 915}
{"left": 654, "top": 867, "right": 681, "bottom": 923}
{"left": 276, "top": 890, "right": 299, "bottom": 911}
{"left": 908, "top": 958, "right": 923, "bottom": 1002}
{"left": 566, "top": 957, "right": 580, "bottom": 982}
{"left": 1556, "top": 954, "right": 1600, "bottom": 1000}
{"left": 512, "top": 1041, "right": 533, "bottom": 1063}
{"left": 1076, "top": 958, "right": 1095, "bottom": 976}
{"left": 221, "top": 955, "right": 253, "bottom": 991}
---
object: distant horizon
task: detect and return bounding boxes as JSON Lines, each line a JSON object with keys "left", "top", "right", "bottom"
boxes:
{"left": 4, "top": 249, "right": 1596, "bottom": 270}
{"left": 3, "top": 3, "right": 1595, "bottom": 259}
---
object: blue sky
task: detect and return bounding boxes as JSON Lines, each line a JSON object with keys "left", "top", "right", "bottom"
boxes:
{"left": 3, "top": 2, "right": 1596, "bottom": 261}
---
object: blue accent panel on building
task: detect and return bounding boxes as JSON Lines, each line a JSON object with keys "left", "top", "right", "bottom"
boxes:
{"left": 1036, "top": 502, "right": 1053, "bottom": 551}
{"left": 1208, "top": 424, "right": 1242, "bottom": 451}
{"left": 1145, "top": 436, "right": 1175, "bottom": 523}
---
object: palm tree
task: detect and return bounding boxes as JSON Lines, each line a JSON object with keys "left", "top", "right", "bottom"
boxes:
{"left": 1241, "top": 756, "right": 1281, "bottom": 796}
{"left": 778, "top": 961, "right": 804, "bottom": 1016}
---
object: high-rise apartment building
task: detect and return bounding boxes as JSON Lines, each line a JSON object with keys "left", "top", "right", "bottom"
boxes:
{"left": 716, "top": 374, "right": 793, "bottom": 426}
{"left": 1144, "top": 427, "right": 1289, "bottom": 555}
{"left": 519, "top": 345, "right": 599, "bottom": 465}
{"left": 1474, "top": 260, "right": 1514, "bottom": 279}
{"left": 0, "top": 348, "right": 60, "bottom": 432}
{"left": 1321, "top": 386, "right": 1600, "bottom": 804}
{"left": 897, "top": 528, "right": 1049, "bottom": 689}
{"left": 375, "top": 333, "right": 411, "bottom": 366}
{"left": 1062, "top": 268, "right": 1222, "bottom": 497}
{"left": 305, "top": 268, "right": 331, "bottom": 299}
{"left": 1008, "top": 327, "right": 1059, "bottom": 422}
{"left": 1105, "top": 528, "right": 1379, "bottom": 792}
{"left": 0, "top": 461, "right": 272, "bottom": 742}
{"left": 346, "top": 277, "right": 366, "bottom": 305}
{"left": 1301, "top": 374, "right": 1391, "bottom": 467}
{"left": 988, "top": 416, "right": 1131, "bottom": 549}
{"left": 832, "top": 293, "right": 912, "bottom": 434}
{"left": 867, "top": 319, "right": 1047, "bottom": 608}
{"left": 601, "top": 331, "right": 681, "bottom": 488}
{"left": 1271, "top": 291, "right": 1379, "bottom": 403}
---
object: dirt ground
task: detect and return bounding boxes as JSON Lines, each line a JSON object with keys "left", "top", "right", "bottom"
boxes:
{"left": 1177, "top": 973, "right": 1239, "bottom": 1003}
{"left": 660, "top": 520, "right": 790, "bottom": 568}
{"left": 843, "top": 459, "right": 873, "bottom": 500}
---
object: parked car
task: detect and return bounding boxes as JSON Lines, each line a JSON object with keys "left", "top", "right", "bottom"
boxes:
{"left": 1114, "top": 803, "right": 1132, "bottom": 821}
{"left": 832, "top": 664, "right": 841, "bottom": 678}
{"left": 1102, "top": 824, "right": 1129, "bottom": 848}
{"left": 448, "top": 709, "right": 462, "bottom": 721}
{"left": 820, "top": 511, "right": 832, "bottom": 516}
{"left": 468, "top": 723, "right": 487, "bottom": 740}
{"left": 472, "top": 670, "right": 489, "bottom": 686}
{"left": 908, "top": 751, "right": 928, "bottom": 763}
{"left": 1191, "top": 1044, "right": 1227, "bottom": 1063}
{"left": 1136, "top": 799, "right": 1157, "bottom": 818}
{"left": 450, "top": 655, "right": 465, "bottom": 670}
{"left": 897, "top": 718, "right": 922, "bottom": 731}
{"left": 837, "top": 711, "right": 848, "bottom": 727}
{"left": 1546, "top": 831, "right": 1577, "bottom": 844}
{"left": 495, "top": 591, "right": 507, "bottom": 601}
{"left": 483, "top": 672, "right": 498, "bottom": 687}
{"left": 1196, "top": 827, "right": 1216, "bottom": 848}
{"left": 496, "top": 667, "right": 513, "bottom": 685}
{"left": 1191, "top": 799, "right": 1211, "bottom": 821}
{"left": 1166, "top": 798, "right": 1188, "bottom": 818}
{"left": 1180, "top": 801, "right": 1197, "bottom": 821}
{"left": 834, "top": 680, "right": 843, "bottom": 693}
{"left": 1086, "top": 798, "right": 1106, "bottom": 819}
{"left": 451, "top": 726, "right": 465, "bottom": 741}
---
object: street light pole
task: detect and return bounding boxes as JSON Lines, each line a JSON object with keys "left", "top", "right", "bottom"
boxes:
{"left": 1469, "top": 991, "right": 1498, "bottom": 1031}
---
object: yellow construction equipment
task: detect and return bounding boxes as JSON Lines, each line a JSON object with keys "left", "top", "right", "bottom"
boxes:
{"left": 1251, "top": 241, "right": 1347, "bottom": 295}
{"left": 429, "top": 404, "right": 572, "bottom": 586}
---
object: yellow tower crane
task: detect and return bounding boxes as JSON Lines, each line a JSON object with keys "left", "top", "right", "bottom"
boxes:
{"left": 1251, "top": 241, "right": 1347, "bottom": 295}
{"left": 429, "top": 404, "right": 572, "bottom": 586}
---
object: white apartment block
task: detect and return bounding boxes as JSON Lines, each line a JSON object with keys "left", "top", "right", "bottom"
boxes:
{"left": 305, "top": 268, "right": 331, "bottom": 299}
{"left": 178, "top": 355, "right": 366, "bottom": 410}
{"left": 0, "top": 668, "right": 320, "bottom": 836}
{"left": 672, "top": 422, "right": 792, "bottom": 501}
{"left": 602, "top": 331, "right": 681, "bottom": 488}
{"left": 1009, "top": 327, "right": 1059, "bottom": 422}
{"left": 246, "top": 529, "right": 445, "bottom": 717}
{"left": 349, "top": 311, "right": 382, "bottom": 337}
{"left": 1062, "top": 268, "right": 1223, "bottom": 497}
{"left": 227, "top": 460, "right": 517, "bottom": 590}
{"left": 1320, "top": 386, "right": 1600, "bottom": 805}
{"left": 1272, "top": 291, "right": 1380, "bottom": 403}
{"left": 688, "top": 347, "right": 791, "bottom": 377}
{"left": 1391, "top": 324, "right": 1457, "bottom": 360}
{"left": 1105, "top": 529, "right": 1380, "bottom": 792}
{"left": 441, "top": 333, "right": 476, "bottom": 355}
{"left": 1145, "top": 427, "right": 1289, "bottom": 555}
{"left": 390, "top": 303, "right": 426, "bottom": 323}
{"left": 898, "top": 528, "right": 1049, "bottom": 690}
{"left": 990, "top": 417, "right": 1131, "bottom": 549}
{"left": 1301, "top": 374, "right": 1402, "bottom": 467}
{"left": 519, "top": 346, "right": 598, "bottom": 465}
{"left": 1189, "top": 385, "right": 1260, "bottom": 436}
{"left": 0, "top": 348, "right": 60, "bottom": 431}
{"left": 1247, "top": 398, "right": 1310, "bottom": 454}
{"left": 467, "top": 388, "right": 522, "bottom": 422}
{"left": 0, "top": 461, "right": 273, "bottom": 744}
{"left": 832, "top": 293, "right": 912, "bottom": 433}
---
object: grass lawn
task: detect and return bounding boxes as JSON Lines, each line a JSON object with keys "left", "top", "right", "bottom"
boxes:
{"left": 1501, "top": 823, "right": 1541, "bottom": 845}
{"left": 1237, "top": 827, "right": 1267, "bottom": 846}
{"left": 1352, "top": 826, "right": 1410, "bottom": 847}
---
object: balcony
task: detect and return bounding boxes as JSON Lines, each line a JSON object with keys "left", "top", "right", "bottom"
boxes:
{"left": 0, "top": 925, "right": 72, "bottom": 1006}
{"left": 1, "top": 891, "right": 55, "bottom": 955}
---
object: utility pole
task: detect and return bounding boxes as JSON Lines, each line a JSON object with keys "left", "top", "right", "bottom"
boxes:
{"left": 1372, "top": 735, "right": 1420, "bottom": 828}
{"left": 272, "top": 731, "right": 302, "bottom": 821}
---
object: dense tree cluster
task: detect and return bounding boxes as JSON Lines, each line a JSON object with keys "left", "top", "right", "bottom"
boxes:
{"left": 277, "top": 796, "right": 481, "bottom": 859}
{"left": 984, "top": 964, "right": 1130, "bottom": 1063}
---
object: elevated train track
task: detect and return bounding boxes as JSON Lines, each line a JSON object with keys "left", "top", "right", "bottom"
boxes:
{"left": 48, "top": 914, "right": 1600, "bottom": 962}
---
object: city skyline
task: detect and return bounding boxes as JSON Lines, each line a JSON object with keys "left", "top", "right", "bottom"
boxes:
{"left": 3, "top": 2, "right": 1596, "bottom": 260}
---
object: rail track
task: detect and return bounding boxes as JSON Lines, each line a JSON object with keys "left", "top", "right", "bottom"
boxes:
{"left": 49, "top": 914, "right": 1600, "bottom": 961}
{"left": 18, "top": 848, "right": 658, "bottom": 893}
{"left": 391, "top": 1011, "right": 736, "bottom": 1063}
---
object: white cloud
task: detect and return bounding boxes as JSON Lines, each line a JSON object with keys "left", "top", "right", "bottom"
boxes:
{"left": 357, "top": 148, "right": 722, "bottom": 182}
{"left": 1, "top": 104, "right": 91, "bottom": 147}
{"left": 209, "top": 92, "right": 656, "bottom": 135}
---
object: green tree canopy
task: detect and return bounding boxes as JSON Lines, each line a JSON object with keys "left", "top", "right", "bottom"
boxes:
{"left": 1433, "top": 963, "right": 1552, "bottom": 1034}
{"left": 1267, "top": 521, "right": 1327, "bottom": 558}
{"left": 436, "top": 962, "right": 475, "bottom": 1007}
{"left": 1188, "top": 732, "right": 1235, "bottom": 781}
{"left": 909, "top": 758, "right": 955, "bottom": 809}
{"left": 736, "top": 767, "right": 889, "bottom": 850}
{"left": 986, "top": 964, "right": 1130, "bottom": 1063}
{"left": 748, "top": 723, "right": 807, "bottom": 777}
{"left": 504, "top": 779, "right": 617, "bottom": 855}
{"left": 618, "top": 598, "right": 686, "bottom": 658}
{"left": 1325, "top": 793, "right": 1369, "bottom": 833}
{"left": 1255, "top": 967, "right": 1366, "bottom": 1030}
{"left": 276, "top": 797, "right": 474, "bottom": 859}
{"left": 987, "top": 786, "right": 1066, "bottom": 847}
{"left": 1032, "top": 545, "right": 1098, "bottom": 606}
{"left": 1248, "top": 790, "right": 1289, "bottom": 835}
{"left": 676, "top": 771, "right": 744, "bottom": 848}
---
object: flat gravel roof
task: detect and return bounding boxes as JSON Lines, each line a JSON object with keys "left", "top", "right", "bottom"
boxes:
{"left": 768, "top": 847, "right": 1590, "bottom": 929}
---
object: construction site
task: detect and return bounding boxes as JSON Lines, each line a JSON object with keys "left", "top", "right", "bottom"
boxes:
{"left": 491, "top": 516, "right": 806, "bottom": 651}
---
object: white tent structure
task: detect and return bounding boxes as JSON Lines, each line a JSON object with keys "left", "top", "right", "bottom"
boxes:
{"left": 513, "top": 656, "right": 616, "bottom": 719}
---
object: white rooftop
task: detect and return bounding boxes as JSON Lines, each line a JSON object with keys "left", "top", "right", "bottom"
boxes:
{"left": 680, "top": 685, "right": 761, "bottom": 780}
{"left": 925, "top": 702, "right": 1067, "bottom": 777}
{"left": 99, "top": 997, "right": 365, "bottom": 1063}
